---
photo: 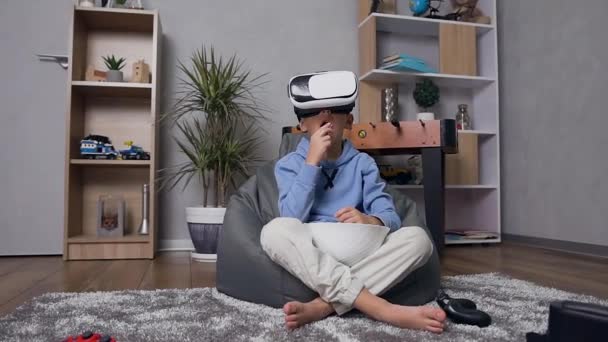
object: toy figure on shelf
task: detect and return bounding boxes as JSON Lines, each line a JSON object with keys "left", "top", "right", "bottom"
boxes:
{"left": 449, "top": 0, "right": 491, "bottom": 24}
{"left": 119, "top": 140, "right": 150, "bottom": 160}
{"left": 79, "top": 134, "right": 119, "bottom": 160}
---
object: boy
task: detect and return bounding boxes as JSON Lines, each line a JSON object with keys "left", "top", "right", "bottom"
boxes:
{"left": 260, "top": 72, "right": 446, "bottom": 333}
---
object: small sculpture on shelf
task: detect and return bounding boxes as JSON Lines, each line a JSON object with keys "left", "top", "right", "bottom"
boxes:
{"left": 130, "top": 59, "right": 151, "bottom": 83}
{"left": 119, "top": 141, "right": 150, "bottom": 160}
{"left": 409, "top": 0, "right": 491, "bottom": 23}
{"left": 450, "top": 0, "right": 491, "bottom": 24}
{"left": 97, "top": 194, "right": 125, "bottom": 237}
{"left": 80, "top": 134, "right": 119, "bottom": 160}
{"left": 85, "top": 66, "right": 107, "bottom": 82}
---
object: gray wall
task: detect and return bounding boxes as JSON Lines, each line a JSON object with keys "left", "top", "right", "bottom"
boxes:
{"left": 152, "top": 0, "right": 358, "bottom": 242}
{"left": 0, "top": 0, "right": 359, "bottom": 253}
{"left": 498, "top": 0, "right": 608, "bottom": 246}
{"left": 2, "top": 0, "right": 607, "bottom": 254}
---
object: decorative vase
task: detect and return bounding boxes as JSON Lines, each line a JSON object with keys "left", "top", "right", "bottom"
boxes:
{"left": 106, "top": 70, "right": 123, "bottom": 82}
{"left": 382, "top": 86, "right": 398, "bottom": 123}
{"left": 455, "top": 104, "right": 472, "bottom": 130}
{"left": 186, "top": 207, "right": 226, "bottom": 262}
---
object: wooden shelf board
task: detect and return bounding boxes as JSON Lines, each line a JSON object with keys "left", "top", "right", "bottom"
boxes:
{"left": 445, "top": 238, "right": 501, "bottom": 245}
{"left": 75, "top": 6, "right": 156, "bottom": 32}
{"left": 70, "top": 159, "right": 151, "bottom": 167}
{"left": 360, "top": 69, "right": 494, "bottom": 88}
{"left": 359, "top": 13, "right": 494, "bottom": 37}
{"left": 68, "top": 233, "right": 150, "bottom": 244}
{"left": 458, "top": 130, "right": 496, "bottom": 136}
{"left": 72, "top": 81, "right": 152, "bottom": 98}
{"left": 391, "top": 184, "right": 497, "bottom": 189}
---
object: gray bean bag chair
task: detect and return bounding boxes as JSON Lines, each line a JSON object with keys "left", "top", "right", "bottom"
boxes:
{"left": 216, "top": 133, "right": 440, "bottom": 309}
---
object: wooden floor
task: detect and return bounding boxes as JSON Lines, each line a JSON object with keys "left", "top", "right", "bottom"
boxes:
{"left": 1, "top": 242, "right": 606, "bottom": 317}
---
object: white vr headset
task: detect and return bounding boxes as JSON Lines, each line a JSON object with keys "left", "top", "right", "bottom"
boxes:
{"left": 288, "top": 71, "right": 358, "bottom": 118}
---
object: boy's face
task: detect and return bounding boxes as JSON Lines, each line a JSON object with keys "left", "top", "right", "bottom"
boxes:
{"left": 299, "top": 110, "right": 354, "bottom": 143}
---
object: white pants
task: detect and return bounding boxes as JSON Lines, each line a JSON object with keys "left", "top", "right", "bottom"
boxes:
{"left": 260, "top": 217, "right": 433, "bottom": 315}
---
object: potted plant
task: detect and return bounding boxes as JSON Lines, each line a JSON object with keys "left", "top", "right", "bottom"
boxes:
{"left": 413, "top": 78, "right": 439, "bottom": 120}
{"left": 102, "top": 55, "right": 126, "bottom": 82}
{"left": 161, "top": 46, "right": 268, "bottom": 262}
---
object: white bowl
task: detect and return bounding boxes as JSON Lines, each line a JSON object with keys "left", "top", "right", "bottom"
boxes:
{"left": 308, "top": 222, "right": 390, "bottom": 266}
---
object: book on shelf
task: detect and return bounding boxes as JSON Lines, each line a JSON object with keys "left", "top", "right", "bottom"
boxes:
{"left": 382, "top": 53, "right": 427, "bottom": 64}
{"left": 445, "top": 230, "right": 499, "bottom": 240}
{"left": 380, "top": 53, "right": 437, "bottom": 73}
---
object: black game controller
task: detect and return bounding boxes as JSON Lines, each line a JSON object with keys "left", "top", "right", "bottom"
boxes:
{"left": 436, "top": 290, "right": 492, "bottom": 328}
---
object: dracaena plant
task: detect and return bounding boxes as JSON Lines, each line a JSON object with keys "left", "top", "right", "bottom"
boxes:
{"left": 102, "top": 55, "right": 127, "bottom": 71}
{"left": 160, "top": 46, "right": 269, "bottom": 207}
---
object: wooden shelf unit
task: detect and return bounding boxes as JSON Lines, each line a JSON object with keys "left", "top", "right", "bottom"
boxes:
{"left": 63, "top": 6, "right": 161, "bottom": 260}
{"left": 358, "top": 0, "right": 500, "bottom": 245}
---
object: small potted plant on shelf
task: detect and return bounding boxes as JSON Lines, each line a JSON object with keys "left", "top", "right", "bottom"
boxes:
{"left": 102, "top": 55, "right": 127, "bottom": 82}
{"left": 160, "top": 46, "right": 269, "bottom": 262}
{"left": 413, "top": 78, "right": 440, "bottom": 120}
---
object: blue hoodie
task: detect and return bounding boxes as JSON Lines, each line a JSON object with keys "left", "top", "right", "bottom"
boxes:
{"left": 275, "top": 137, "right": 402, "bottom": 232}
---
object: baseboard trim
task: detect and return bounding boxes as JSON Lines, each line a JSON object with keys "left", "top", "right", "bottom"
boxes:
{"left": 503, "top": 234, "right": 608, "bottom": 259}
{"left": 158, "top": 239, "right": 194, "bottom": 252}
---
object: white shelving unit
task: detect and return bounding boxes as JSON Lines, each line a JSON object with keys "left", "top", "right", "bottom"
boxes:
{"left": 360, "top": 69, "right": 495, "bottom": 88}
{"left": 358, "top": 0, "right": 500, "bottom": 246}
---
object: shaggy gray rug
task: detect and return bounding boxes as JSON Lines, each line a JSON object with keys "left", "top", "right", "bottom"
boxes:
{"left": 1, "top": 273, "right": 606, "bottom": 342}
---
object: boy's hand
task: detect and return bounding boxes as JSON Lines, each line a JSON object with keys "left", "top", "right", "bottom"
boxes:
{"left": 335, "top": 207, "right": 383, "bottom": 225}
{"left": 306, "top": 122, "right": 333, "bottom": 166}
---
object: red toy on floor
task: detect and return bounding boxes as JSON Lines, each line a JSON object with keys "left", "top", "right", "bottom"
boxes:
{"left": 62, "top": 331, "right": 116, "bottom": 342}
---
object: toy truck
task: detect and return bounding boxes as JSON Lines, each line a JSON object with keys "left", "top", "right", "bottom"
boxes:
{"left": 79, "top": 135, "right": 119, "bottom": 160}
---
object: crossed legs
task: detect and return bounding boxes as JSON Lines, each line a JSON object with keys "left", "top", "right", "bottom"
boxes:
{"left": 260, "top": 217, "right": 446, "bottom": 333}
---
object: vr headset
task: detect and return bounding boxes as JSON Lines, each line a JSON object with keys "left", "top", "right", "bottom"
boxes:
{"left": 288, "top": 71, "right": 358, "bottom": 119}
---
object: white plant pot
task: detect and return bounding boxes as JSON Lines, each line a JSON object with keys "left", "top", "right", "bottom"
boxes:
{"left": 186, "top": 206, "right": 226, "bottom": 263}
{"left": 78, "top": 0, "right": 95, "bottom": 8}
{"left": 106, "top": 70, "right": 123, "bottom": 82}
{"left": 417, "top": 112, "right": 435, "bottom": 121}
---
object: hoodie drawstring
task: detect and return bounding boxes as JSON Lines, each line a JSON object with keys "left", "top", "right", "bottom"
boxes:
{"left": 322, "top": 168, "right": 339, "bottom": 190}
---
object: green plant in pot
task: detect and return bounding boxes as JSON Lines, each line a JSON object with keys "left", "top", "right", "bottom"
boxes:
{"left": 413, "top": 78, "right": 439, "bottom": 121}
{"left": 160, "top": 46, "right": 268, "bottom": 262}
{"left": 102, "top": 55, "right": 126, "bottom": 82}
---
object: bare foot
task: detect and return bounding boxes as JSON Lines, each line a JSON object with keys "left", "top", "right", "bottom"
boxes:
{"left": 283, "top": 297, "right": 334, "bottom": 330}
{"left": 379, "top": 304, "right": 446, "bottom": 334}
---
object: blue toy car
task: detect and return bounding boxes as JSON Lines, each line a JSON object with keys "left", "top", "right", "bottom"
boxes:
{"left": 80, "top": 135, "right": 119, "bottom": 160}
{"left": 119, "top": 143, "right": 150, "bottom": 160}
